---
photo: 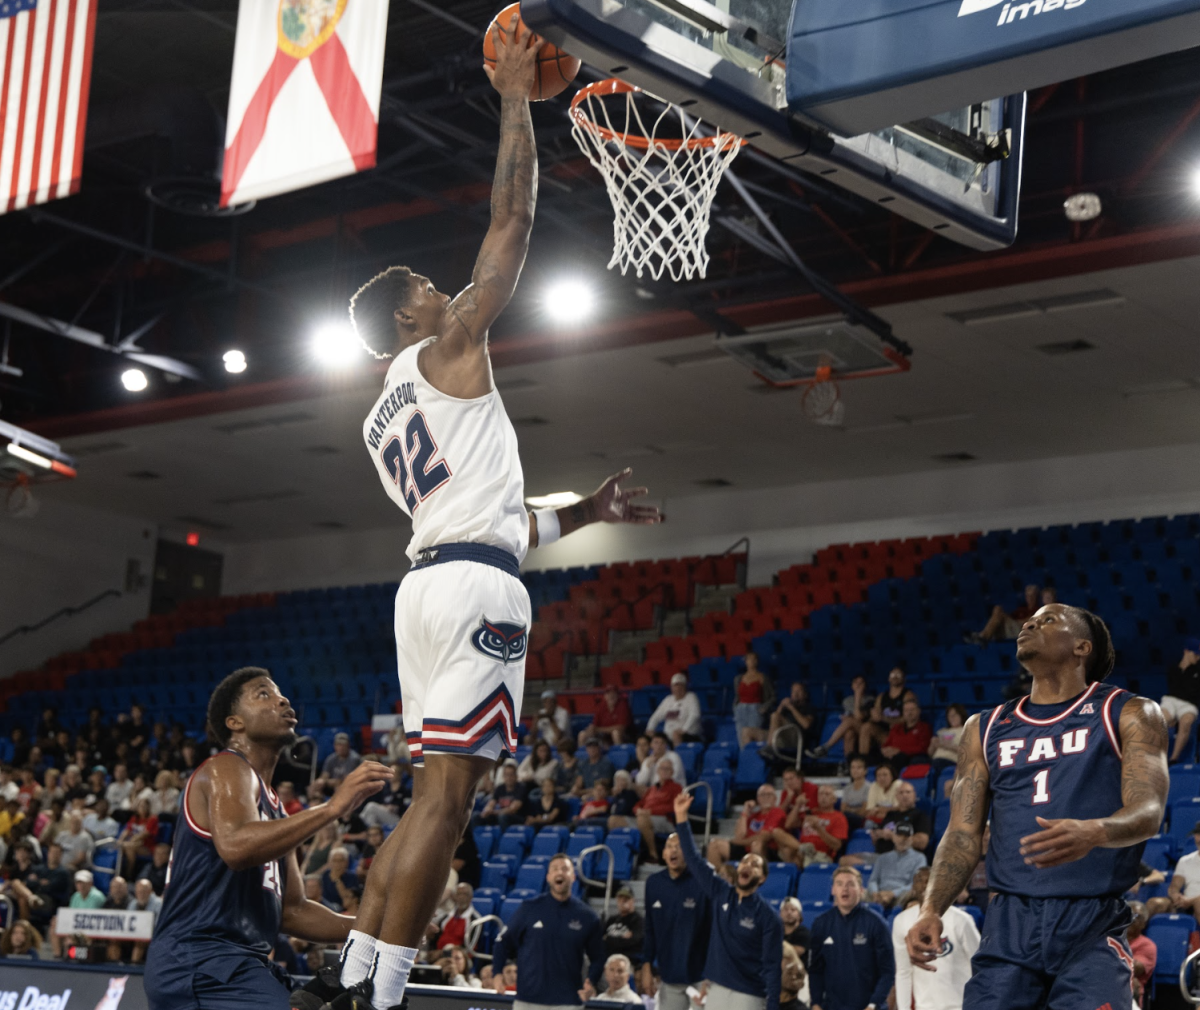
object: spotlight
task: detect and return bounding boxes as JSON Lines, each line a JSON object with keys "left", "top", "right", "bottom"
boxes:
{"left": 1192, "top": 167, "right": 1200, "bottom": 198}
{"left": 223, "top": 349, "right": 247, "bottom": 374}
{"left": 313, "top": 323, "right": 361, "bottom": 367}
{"left": 544, "top": 280, "right": 596, "bottom": 325}
{"left": 121, "top": 368, "right": 148, "bottom": 392}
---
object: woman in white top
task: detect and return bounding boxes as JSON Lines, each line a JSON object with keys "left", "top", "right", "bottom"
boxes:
{"left": 517, "top": 740, "right": 559, "bottom": 786}
{"left": 599, "top": 954, "right": 641, "bottom": 1006}
{"left": 441, "top": 945, "right": 483, "bottom": 988}
{"left": 863, "top": 762, "right": 899, "bottom": 825}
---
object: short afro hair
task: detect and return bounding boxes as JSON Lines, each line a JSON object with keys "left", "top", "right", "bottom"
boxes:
{"left": 1069, "top": 607, "right": 1116, "bottom": 683}
{"left": 348, "top": 266, "right": 418, "bottom": 359}
{"left": 207, "top": 667, "right": 271, "bottom": 747}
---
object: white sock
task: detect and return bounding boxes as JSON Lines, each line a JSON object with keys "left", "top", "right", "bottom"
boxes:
{"left": 370, "top": 941, "right": 418, "bottom": 1008}
{"left": 340, "top": 929, "right": 378, "bottom": 988}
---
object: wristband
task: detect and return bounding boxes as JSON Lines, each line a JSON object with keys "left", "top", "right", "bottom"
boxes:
{"left": 533, "top": 507, "right": 561, "bottom": 546}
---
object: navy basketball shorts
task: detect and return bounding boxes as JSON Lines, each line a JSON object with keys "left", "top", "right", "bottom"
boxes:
{"left": 394, "top": 560, "right": 530, "bottom": 765}
{"left": 964, "top": 892, "right": 1135, "bottom": 1010}
{"left": 145, "top": 947, "right": 292, "bottom": 1010}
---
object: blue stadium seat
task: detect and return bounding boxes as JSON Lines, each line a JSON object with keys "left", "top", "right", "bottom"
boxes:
{"left": 498, "top": 832, "right": 531, "bottom": 861}
{"left": 515, "top": 863, "right": 548, "bottom": 893}
{"left": 500, "top": 898, "right": 524, "bottom": 925}
{"left": 1143, "top": 835, "right": 1173, "bottom": 869}
{"left": 607, "top": 744, "right": 634, "bottom": 770}
{"left": 759, "top": 862, "right": 798, "bottom": 900}
{"left": 959, "top": 903, "right": 984, "bottom": 930}
{"left": 702, "top": 743, "right": 737, "bottom": 773}
{"left": 474, "top": 887, "right": 504, "bottom": 907}
{"left": 734, "top": 743, "right": 767, "bottom": 792}
{"left": 1146, "top": 914, "right": 1197, "bottom": 982}
{"left": 472, "top": 896, "right": 496, "bottom": 918}
{"left": 676, "top": 742, "right": 704, "bottom": 779}
{"left": 531, "top": 829, "right": 568, "bottom": 857}
{"left": 480, "top": 862, "right": 509, "bottom": 892}
{"left": 699, "top": 769, "right": 731, "bottom": 817}
{"left": 845, "top": 830, "right": 875, "bottom": 856}
{"left": 796, "top": 865, "right": 836, "bottom": 904}
{"left": 1169, "top": 798, "right": 1200, "bottom": 850}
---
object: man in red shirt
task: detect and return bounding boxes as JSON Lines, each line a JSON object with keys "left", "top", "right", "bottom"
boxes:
{"left": 706, "top": 783, "right": 786, "bottom": 864}
{"left": 580, "top": 685, "right": 633, "bottom": 746}
{"left": 431, "top": 882, "right": 479, "bottom": 950}
{"left": 880, "top": 697, "right": 932, "bottom": 769}
{"left": 627, "top": 757, "right": 683, "bottom": 862}
{"left": 779, "top": 767, "right": 818, "bottom": 815}
{"left": 771, "top": 784, "right": 848, "bottom": 866}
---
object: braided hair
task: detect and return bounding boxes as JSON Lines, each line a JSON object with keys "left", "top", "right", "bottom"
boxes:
{"left": 1069, "top": 607, "right": 1116, "bottom": 683}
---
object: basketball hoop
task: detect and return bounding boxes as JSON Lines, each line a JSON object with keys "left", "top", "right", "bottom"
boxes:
{"left": 569, "top": 79, "right": 744, "bottom": 282}
{"left": 801, "top": 365, "right": 844, "bottom": 427}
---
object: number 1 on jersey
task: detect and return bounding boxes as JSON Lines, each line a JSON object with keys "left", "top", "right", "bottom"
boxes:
{"left": 381, "top": 411, "right": 452, "bottom": 510}
{"left": 1032, "top": 768, "right": 1051, "bottom": 805}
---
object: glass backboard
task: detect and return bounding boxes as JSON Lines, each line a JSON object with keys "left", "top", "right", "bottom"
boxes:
{"left": 523, "top": 0, "right": 1024, "bottom": 250}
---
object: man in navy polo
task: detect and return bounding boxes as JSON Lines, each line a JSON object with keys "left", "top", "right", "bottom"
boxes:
{"left": 671, "top": 791, "right": 782, "bottom": 1010}
{"left": 643, "top": 832, "right": 712, "bottom": 1010}
{"left": 808, "top": 865, "right": 893, "bottom": 1010}
{"left": 495, "top": 853, "right": 606, "bottom": 1010}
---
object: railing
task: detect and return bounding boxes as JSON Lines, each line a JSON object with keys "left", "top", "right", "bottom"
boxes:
{"left": 575, "top": 843, "right": 615, "bottom": 920}
{"left": 1181, "top": 946, "right": 1200, "bottom": 1004}
{"left": 684, "top": 781, "right": 714, "bottom": 851}
{"left": 0, "top": 589, "right": 121, "bottom": 648}
{"left": 465, "top": 913, "right": 504, "bottom": 963}
{"left": 769, "top": 724, "right": 805, "bottom": 771}
{"left": 279, "top": 734, "right": 318, "bottom": 785}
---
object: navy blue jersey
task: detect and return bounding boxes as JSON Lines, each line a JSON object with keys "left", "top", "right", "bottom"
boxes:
{"left": 983, "top": 681, "right": 1142, "bottom": 898}
{"left": 153, "top": 750, "right": 286, "bottom": 961}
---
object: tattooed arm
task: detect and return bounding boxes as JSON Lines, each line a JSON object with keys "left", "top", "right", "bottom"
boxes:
{"left": 905, "top": 714, "right": 990, "bottom": 972}
{"left": 1018, "top": 695, "right": 1168, "bottom": 868}
{"left": 527, "top": 468, "right": 662, "bottom": 548}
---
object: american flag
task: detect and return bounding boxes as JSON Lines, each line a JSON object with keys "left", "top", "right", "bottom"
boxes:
{"left": 0, "top": 0, "right": 96, "bottom": 214}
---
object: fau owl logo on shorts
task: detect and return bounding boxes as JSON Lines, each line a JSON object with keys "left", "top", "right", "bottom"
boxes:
{"left": 471, "top": 618, "right": 528, "bottom": 665}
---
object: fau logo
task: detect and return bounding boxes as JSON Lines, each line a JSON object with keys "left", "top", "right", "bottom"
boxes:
{"left": 471, "top": 618, "right": 528, "bottom": 665}
{"left": 998, "top": 728, "right": 1088, "bottom": 767}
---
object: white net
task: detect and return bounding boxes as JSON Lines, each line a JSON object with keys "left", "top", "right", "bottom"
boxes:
{"left": 570, "top": 82, "right": 743, "bottom": 282}
{"left": 801, "top": 378, "right": 844, "bottom": 427}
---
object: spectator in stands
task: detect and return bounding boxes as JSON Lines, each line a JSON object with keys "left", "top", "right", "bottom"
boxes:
{"left": 494, "top": 854, "right": 606, "bottom": 1004}
{"left": 780, "top": 941, "right": 806, "bottom": 1010}
{"left": 635, "top": 733, "right": 686, "bottom": 792}
{"left": 116, "top": 798, "right": 158, "bottom": 877}
{"left": 531, "top": 689, "right": 571, "bottom": 746}
{"left": 865, "top": 781, "right": 930, "bottom": 860}
{"left": 609, "top": 770, "right": 640, "bottom": 822}
{"left": 524, "top": 776, "right": 570, "bottom": 827}
{"left": 762, "top": 682, "right": 815, "bottom": 764}
{"left": 1126, "top": 901, "right": 1157, "bottom": 1009}
{"left": 629, "top": 734, "right": 652, "bottom": 774}
{"left": 1165, "top": 821, "right": 1200, "bottom": 919}
{"left": 896, "top": 865, "right": 929, "bottom": 911}
{"left": 646, "top": 674, "right": 703, "bottom": 747}
{"left": 879, "top": 697, "right": 932, "bottom": 770}
{"left": 1161, "top": 637, "right": 1200, "bottom": 764}
{"left": 808, "top": 676, "right": 873, "bottom": 770}
{"left": 441, "top": 945, "right": 483, "bottom": 989}
{"left": 356, "top": 760, "right": 405, "bottom": 830}
{"left": 495, "top": 962, "right": 517, "bottom": 993}
{"left": 300, "top": 822, "right": 338, "bottom": 876}
{"left": 476, "top": 759, "right": 528, "bottom": 829}
{"left": 642, "top": 831, "right": 711, "bottom": 1010}
{"left": 969, "top": 583, "right": 1040, "bottom": 644}
{"left": 603, "top": 885, "right": 645, "bottom": 964}
{"left": 58, "top": 812, "right": 93, "bottom": 872}
{"left": 128, "top": 878, "right": 160, "bottom": 963}
{"left": 36, "top": 798, "right": 66, "bottom": 848}
{"left": 517, "top": 739, "right": 559, "bottom": 787}
{"left": 621, "top": 757, "right": 683, "bottom": 863}
{"left": 105, "top": 764, "right": 134, "bottom": 812}
{"left": 773, "top": 784, "right": 848, "bottom": 869}
{"left": 553, "top": 739, "right": 584, "bottom": 796}
{"left": 577, "top": 738, "right": 615, "bottom": 793}
{"left": 0, "top": 919, "right": 41, "bottom": 959}
{"left": 16, "top": 768, "right": 40, "bottom": 813}
{"left": 316, "top": 732, "right": 362, "bottom": 795}
{"left": 862, "top": 762, "right": 898, "bottom": 827}
{"left": 779, "top": 767, "right": 818, "bottom": 816}
{"left": 70, "top": 868, "right": 104, "bottom": 909}
{"left": 671, "top": 791, "right": 781, "bottom": 1010}
{"left": 83, "top": 799, "right": 118, "bottom": 841}
{"left": 356, "top": 824, "right": 386, "bottom": 882}
{"left": 576, "top": 780, "right": 611, "bottom": 825}
{"left": 859, "top": 668, "right": 913, "bottom": 761}
{"left": 101, "top": 875, "right": 132, "bottom": 962}
{"left": 277, "top": 781, "right": 305, "bottom": 816}
{"left": 581, "top": 685, "right": 634, "bottom": 746}
{"left": 865, "top": 822, "right": 924, "bottom": 910}
{"left": 891, "top": 864, "right": 977, "bottom": 1010}
{"left": 61, "top": 765, "right": 87, "bottom": 805}
{"left": 123, "top": 704, "right": 149, "bottom": 752}
{"left": 9, "top": 728, "right": 29, "bottom": 769}
{"left": 808, "top": 866, "right": 893, "bottom": 1010}
{"left": 432, "top": 882, "right": 479, "bottom": 950}
{"left": 928, "top": 703, "right": 968, "bottom": 783}
{"left": 779, "top": 897, "right": 809, "bottom": 956}
{"left": 840, "top": 757, "right": 871, "bottom": 831}
{"left": 708, "top": 783, "right": 786, "bottom": 864}
{"left": 734, "top": 652, "right": 775, "bottom": 747}
{"left": 478, "top": 965, "right": 494, "bottom": 990}
{"left": 599, "top": 953, "right": 641, "bottom": 1006}
{"left": 137, "top": 841, "right": 171, "bottom": 896}
{"left": 319, "top": 846, "right": 359, "bottom": 914}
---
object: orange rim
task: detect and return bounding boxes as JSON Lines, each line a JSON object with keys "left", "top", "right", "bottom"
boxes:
{"left": 569, "top": 78, "right": 744, "bottom": 152}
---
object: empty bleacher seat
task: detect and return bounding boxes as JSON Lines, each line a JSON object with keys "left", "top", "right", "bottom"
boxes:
{"left": 1146, "top": 913, "right": 1197, "bottom": 982}
{"left": 796, "top": 864, "right": 836, "bottom": 904}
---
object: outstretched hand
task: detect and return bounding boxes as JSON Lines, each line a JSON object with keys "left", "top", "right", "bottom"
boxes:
{"left": 673, "top": 790, "right": 693, "bottom": 823}
{"left": 591, "top": 468, "right": 662, "bottom": 526}
{"left": 483, "top": 12, "right": 542, "bottom": 100}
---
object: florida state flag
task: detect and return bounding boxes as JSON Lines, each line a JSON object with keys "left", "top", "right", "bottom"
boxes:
{"left": 220, "top": 0, "right": 388, "bottom": 207}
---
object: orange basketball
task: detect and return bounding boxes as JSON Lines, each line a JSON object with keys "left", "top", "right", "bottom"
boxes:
{"left": 482, "top": 2, "right": 581, "bottom": 102}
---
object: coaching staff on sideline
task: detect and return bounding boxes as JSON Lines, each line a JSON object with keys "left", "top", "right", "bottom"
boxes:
{"left": 808, "top": 866, "right": 894, "bottom": 1010}
{"left": 642, "top": 831, "right": 711, "bottom": 1009}
{"left": 671, "top": 791, "right": 782, "bottom": 1010}
{"left": 494, "top": 853, "right": 606, "bottom": 1009}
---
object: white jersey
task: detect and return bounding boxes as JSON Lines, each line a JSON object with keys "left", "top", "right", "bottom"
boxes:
{"left": 363, "top": 336, "right": 528, "bottom": 564}
{"left": 892, "top": 903, "right": 980, "bottom": 1010}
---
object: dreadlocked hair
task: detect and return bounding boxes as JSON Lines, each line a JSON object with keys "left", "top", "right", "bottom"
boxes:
{"left": 348, "top": 266, "right": 417, "bottom": 359}
{"left": 1070, "top": 607, "right": 1116, "bottom": 683}
{"left": 207, "top": 667, "right": 271, "bottom": 747}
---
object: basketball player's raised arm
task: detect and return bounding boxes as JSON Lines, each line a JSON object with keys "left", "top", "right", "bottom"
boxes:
{"left": 528, "top": 468, "right": 662, "bottom": 548}
{"left": 1018, "top": 696, "right": 1168, "bottom": 867}
{"left": 280, "top": 847, "right": 354, "bottom": 943}
{"left": 434, "top": 16, "right": 540, "bottom": 365}
{"left": 205, "top": 755, "right": 390, "bottom": 872}
{"left": 906, "top": 713, "right": 990, "bottom": 972}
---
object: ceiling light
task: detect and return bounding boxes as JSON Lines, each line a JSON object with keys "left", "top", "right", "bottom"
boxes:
{"left": 5, "top": 442, "right": 52, "bottom": 470}
{"left": 525, "top": 491, "right": 583, "bottom": 508}
{"left": 185, "top": 531, "right": 200, "bottom": 546}
{"left": 544, "top": 280, "right": 596, "bottom": 325}
{"left": 1193, "top": 167, "right": 1200, "bottom": 198}
{"left": 121, "top": 368, "right": 148, "bottom": 392}
{"left": 312, "top": 323, "right": 362, "bottom": 367}
{"left": 223, "top": 349, "right": 247, "bottom": 374}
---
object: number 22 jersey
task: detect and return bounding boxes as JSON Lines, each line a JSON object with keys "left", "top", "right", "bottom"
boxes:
{"left": 363, "top": 336, "right": 529, "bottom": 564}
{"left": 982, "top": 680, "right": 1143, "bottom": 898}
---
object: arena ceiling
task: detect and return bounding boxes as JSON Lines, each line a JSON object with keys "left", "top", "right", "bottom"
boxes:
{"left": 2, "top": 1, "right": 1200, "bottom": 433}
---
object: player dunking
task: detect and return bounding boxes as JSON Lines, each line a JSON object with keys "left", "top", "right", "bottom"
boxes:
{"left": 905, "top": 603, "right": 1169, "bottom": 1009}
{"left": 292, "top": 16, "right": 661, "bottom": 1010}
{"left": 144, "top": 668, "right": 392, "bottom": 1010}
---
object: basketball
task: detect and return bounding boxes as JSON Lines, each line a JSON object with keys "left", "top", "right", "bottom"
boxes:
{"left": 482, "top": 2, "right": 581, "bottom": 102}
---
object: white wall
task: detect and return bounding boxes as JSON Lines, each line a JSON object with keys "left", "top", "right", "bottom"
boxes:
{"left": 0, "top": 498, "right": 156, "bottom": 679}
{"left": 222, "top": 441, "right": 1200, "bottom": 593}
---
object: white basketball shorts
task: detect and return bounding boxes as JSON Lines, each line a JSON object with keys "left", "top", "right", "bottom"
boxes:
{"left": 394, "top": 552, "right": 530, "bottom": 765}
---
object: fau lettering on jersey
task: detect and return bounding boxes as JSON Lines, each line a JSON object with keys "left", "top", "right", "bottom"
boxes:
{"left": 982, "top": 681, "right": 1143, "bottom": 898}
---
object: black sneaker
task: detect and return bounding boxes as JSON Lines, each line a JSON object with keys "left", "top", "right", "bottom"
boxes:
{"left": 323, "top": 980, "right": 408, "bottom": 1010}
{"left": 804, "top": 745, "right": 828, "bottom": 759}
{"left": 291, "top": 967, "right": 345, "bottom": 1010}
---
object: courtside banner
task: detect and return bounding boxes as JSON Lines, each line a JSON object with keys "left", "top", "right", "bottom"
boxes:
{"left": 0, "top": 962, "right": 147, "bottom": 1010}
{"left": 220, "top": 0, "right": 389, "bottom": 206}
{"left": 54, "top": 908, "right": 154, "bottom": 941}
